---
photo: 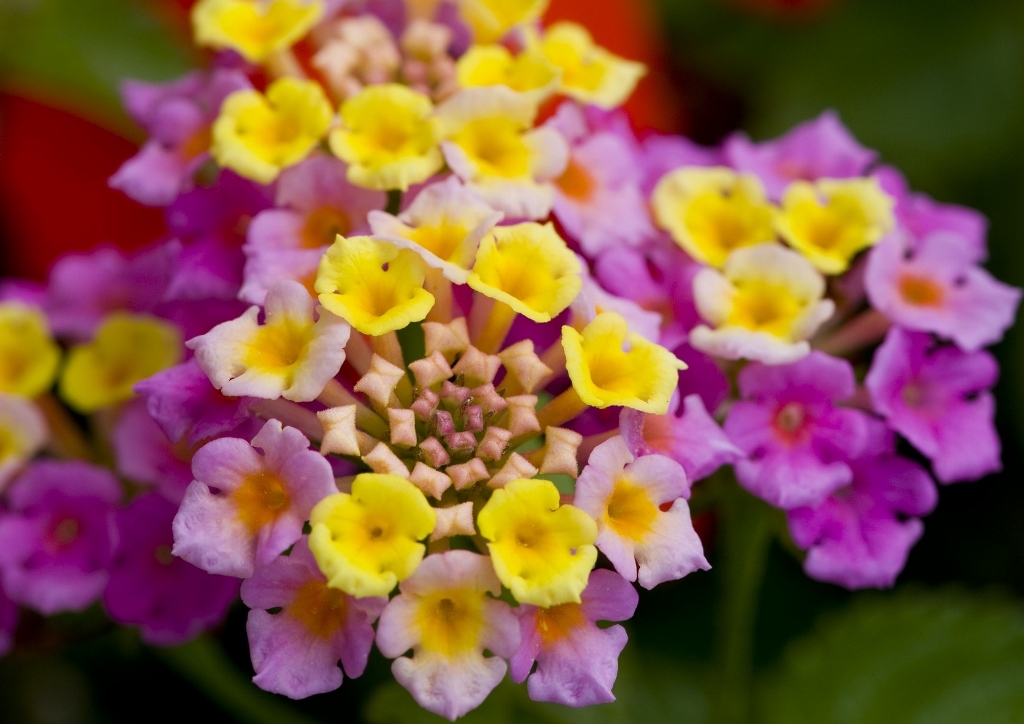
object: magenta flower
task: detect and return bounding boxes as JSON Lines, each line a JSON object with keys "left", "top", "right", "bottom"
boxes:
{"left": 0, "top": 461, "right": 120, "bottom": 614}
{"left": 723, "top": 110, "right": 877, "bottom": 200}
{"left": 104, "top": 493, "right": 239, "bottom": 645}
{"left": 788, "top": 449, "right": 937, "bottom": 589}
{"left": 574, "top": 437, "right": 708, "bottom": 588}
{"left": 111, "top": 400, "right": 194, "bottom": 503}
{"left": 865, "top": 231, "right": 1020, "bottom": 352}
{"left": 866, "top": 327, "right": 1001, "bottom": 483}
{"left": 44, "top": 244, "right": 175, "bottom": 340}
{"left": 724, "top": 352, "right": 875, "bottom": 510}
{"left": 172, "top": 419, "right": 336, "bottom": 578}
{"left": 0, "top": 587, "right": 16, "bottom": 656}
{"left": 240, "top": 154, "right": 385, "bottom": 305}
{"left": 548, "top": 103, "right": 655, "bottom": 256}
{"left": 240, "top": 537, "right": 385, "bottom": 698}
{"left": 640, "top": 133, "right": 721, "bottom": 196}
{"left": 510, "top": 568, "right": 638, "bottom": 706}
{"left": 110, "top": 69, "right": 251, "bottom": 206}
{"left": 620, "top": 392, "right": 743, "bottom": 483}
{"left": 134, "top": 359, "right": 257, "bottom": 450}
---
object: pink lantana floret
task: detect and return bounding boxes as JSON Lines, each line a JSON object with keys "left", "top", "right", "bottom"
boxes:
{"left": 172, "top": 419, "right": 336, "bottom": 578}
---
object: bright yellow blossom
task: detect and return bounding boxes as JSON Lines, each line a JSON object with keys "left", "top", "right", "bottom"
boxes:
{"left": 535, "top": 22, "right": 645, "bottom": 109}
{"left": 212, "top": 78, "right": 333, "bottom": 184}
{"left": 59, "top": 313, "right": 182, "bottom": 413}
{"left": 329, "top": 84, "right": 443, "bottom": 191}
{"left": 192, "top": 0, "right": 324, "bottom": 63}
{"left": 477, "top": 477, "right": 597, "bottom": 607}
{"left": 456, "top": 44, "right": 561, "bottom": 103}
{"left": 315, "top": 236, "right": 436, "bottom": 336}
{"left": 467, "top": 222, "right": 581, "bottom": 322}
{"left": 0, "top": 302, "right": 60, "bottom": 398}
{"left": 652, "top": 167, "right": 776, "bottom": 268}
{"left": 562, "top": 312, "right": 686, "bottom": 414}
{"left": 458, "top": 0, "right": 549, "bottom": 44}
{"left": 776, "top": 177, "right": 895, "bottom": 274}
{"left": 309, "top": 473, "right": 437, "bottom": 598}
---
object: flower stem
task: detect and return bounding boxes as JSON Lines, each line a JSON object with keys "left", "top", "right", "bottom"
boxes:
{"left": 709, "top": 477, "right": 774, "bottom": 724}
{"left": 155, "top": 637, "right": 319, "bottom": 724}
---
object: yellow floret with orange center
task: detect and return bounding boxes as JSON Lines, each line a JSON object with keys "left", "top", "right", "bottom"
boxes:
{"left": 231, "top": 471, "right": 291, "bottom": 532}
{"left": 0, "top": 302, "right": 61, "bottom": 398}
{"left": 192, "top": 0, "right": 324, "bottom": 63}
{"left": 414, "top": 588, "right": 486, "bottom": 656}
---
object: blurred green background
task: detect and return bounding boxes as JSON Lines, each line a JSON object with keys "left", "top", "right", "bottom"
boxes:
{"left": 1, "top": 0, "right": 1023, "bottom": 722}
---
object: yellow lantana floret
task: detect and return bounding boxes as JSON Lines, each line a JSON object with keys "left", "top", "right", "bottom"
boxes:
{"left": 212, "top": 77, "right": 332, "bottom": 184}
{"left": 477, "top": 478, "right": 597, "bottom": 607}
{"left": 776, "top": 177, "right": 895, "bottom": 275}
{"left": 467, "top": 222, "right": 582, "bottom": 322}
{"left": 315, "top": 236, "right": 436, "bottom": 336}
{"left": 309, "top": 473, "right": 437, "bottom": 598}
{"left": 0, "top": 302, "right": 61, "bottom": 398}
{"left": 192, "top": 0, "right": 324, "bottom": 63}
{"left": 563, "top": 312, "right": 686, "bottom": 414}
{"left": 456, "top": 45, "right": 561, "bottom": 103}
{"left": 536, "top": 22, "right": 646, "bottom": 109}
{"left": 458, "top": 0, "right": 549, "bottom": 44}
{"left": 59, "top": 313, "right": 182, "bottom": 414}
{"left": 652, "top": 167, "right": 776, "bottom": 268}
{"left": 329, "top": 84, "right": 443, "bottom": 191}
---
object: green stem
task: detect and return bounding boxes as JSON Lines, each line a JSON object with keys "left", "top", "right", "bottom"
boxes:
{"left": 385, "top": 189, "right": 402, "bottom": 215}
{"left": 155, "top": 637, "right": 319, "bottom": 724}
{"left": 709, "top": 477, "right": 774, "bottom": 724}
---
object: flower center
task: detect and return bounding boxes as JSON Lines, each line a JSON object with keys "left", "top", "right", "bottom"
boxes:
{"left": 232, "top": 471, "right": 291, "bottom": 532}
{"left": 605, "top": 478, "right": 658, "bottom": 542}
{"left": 536, "top": 602, "right": 586, "bottom": 645}
{"left": 289, "top": 580, "right": 349, "bottom": 639}
{"left": 898, "top": 274, "right": 944, "bottom": 307}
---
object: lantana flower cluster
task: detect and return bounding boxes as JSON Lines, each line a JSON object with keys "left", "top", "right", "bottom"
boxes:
{"left": 0, "top": 0, "right": 1018, "bottom": 718}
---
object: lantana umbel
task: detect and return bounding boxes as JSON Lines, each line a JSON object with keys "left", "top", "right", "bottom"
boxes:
{"left": 0, "top": 0, "right": 1018, "bottom": 719}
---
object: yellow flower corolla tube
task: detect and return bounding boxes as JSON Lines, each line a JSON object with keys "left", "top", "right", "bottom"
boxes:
{"left": 315, "top": 235, "right": 436, "bottom": 336}
{"left": 308, "top": 473, "right": 437, "bottom": 598}
{"left": 535, "top": 22, "right": 646, "bottom": 109}
{"left": 368, "top": 177, "right": 503, "bottom": 284}
{"left": 690, "top": 242, "right": 836, "bottom": 365}
{"left": 562, "top": 312, "right": 686, "bottom": 414}
{"left": 467, "top": 222, "right": 582, "bottom": 322}
{"left": 212, "top": 77, "right": 333, "bottom": 184}
{"left": 192, "top": 0, "right": 324, "bottom": 63}
{"left": 652, "top": 167, "right": 776, "bottom": 268}
{"left": 456, "top": 45, "right": 561, "bottom": 103}
{"left": 477, "top": 478, "right": 597, "bottom": 607}
{"left": 458, "top": 0, "right": 549, "bottom": 44}
{"left": 0, "top": 302, "right": 61, "bottom": 398}
{"left": 776, "top": 177, "right": 895, "bottom": 274}
{"left": 436, "top": 87, "right": 568, "bottom": 219}
{"left": 59, "top": 313, "right": 182, "bottom": 413}
{"left": 329, "top": 84, "right": 443, "bottom": 191}
{"left": 188, "top": 280, "right": 351, "bottom": 402}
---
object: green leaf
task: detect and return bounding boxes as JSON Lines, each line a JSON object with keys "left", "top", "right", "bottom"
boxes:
{"left": 758, "top": 588, "right": 1024, "bottom": 724}
{"left": 364, "top": 646, "right": 708, "bottom": 724}
{"left": 0, "top": 0, "right": 193, "bottom": 129}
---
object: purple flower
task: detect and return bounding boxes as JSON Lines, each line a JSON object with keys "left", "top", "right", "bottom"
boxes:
{"left": 0, "top": 461, "right": 120, "bottom": 614}
{"left": 876, "top": 166, "right": 988, "bottom": 263}
{"left": 788, "top": 451, "right": 937, "bottom": 589}
{"left": 111, "top": 69, "right": 251, "bottom": 206}
{"left": 166, "top": 170, "right": 273, "bottom": 247}
{"left": 172, "top": 419, "right": 336, "bottom": 578}
{"left": 620, "top": 392, "right": 743, "bottom": 483}
{"left": 865, "top": 231, "right": 1020, "bottom": 352}
{"left": 865, "top": 327, "right": 1001, "bottom": 483}
{"left": 240, "top": 154, "right": 385, "bottom": 305}
{"left": 640, "top": 134, "right": 721, "bottom": 196}
{"left": 44, "top": 244, "right": 175, "bottom": 340}
{"left": 724, "top": 352, "right": 875, "bottom": 509}
{"left": 240, "top": 537, "right": 385, "bottom": 698}
{"left": 134, "top": 359, "right": 257, "bottom": 449}
{"left": 103, "top": 494, "right": 239, "bottom": 645}
{"left": 0, "top": 586, "right": 17, "bottom": 656}
{"left": 111, "top": 400, "right": 193, "bottom": 503}
{"left": 547, "top": 104, "right": 655, "bottom": 256}
{"left": 722, "top": 111, "right": 877, "bottom": 200}
{"left": 510, "top": 568, "right": 639, "bottom": 707}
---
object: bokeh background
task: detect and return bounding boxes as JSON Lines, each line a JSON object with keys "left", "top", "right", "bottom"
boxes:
{"left": 1, "top": 0, "right": 1023, "bottom": 721}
